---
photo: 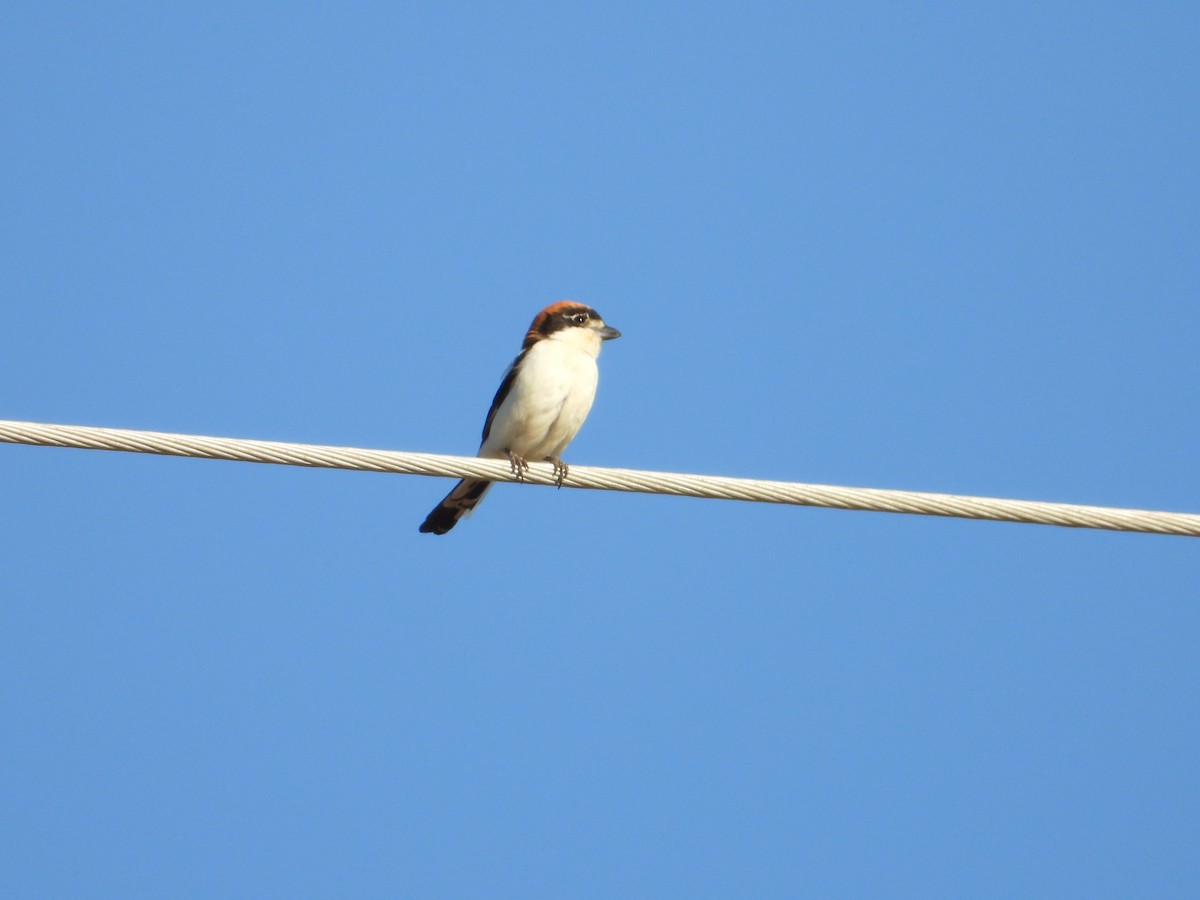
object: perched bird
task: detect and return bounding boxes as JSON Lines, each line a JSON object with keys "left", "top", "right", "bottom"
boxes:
{"left": 419, "top": 301, "right": 621, "bottom": 534}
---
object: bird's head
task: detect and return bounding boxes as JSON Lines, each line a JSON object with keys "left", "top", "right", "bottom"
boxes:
{"left": 523, "top": 301, "right": 621, "bottom": 354}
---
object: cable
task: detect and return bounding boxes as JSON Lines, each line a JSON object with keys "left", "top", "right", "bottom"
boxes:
{"left": 1, "top": 418, "right": 1196, "bottom": 536}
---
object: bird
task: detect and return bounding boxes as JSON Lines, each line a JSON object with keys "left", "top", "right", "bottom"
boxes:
{"left": 419, "top": 301, "right": 621, "bottom": 534}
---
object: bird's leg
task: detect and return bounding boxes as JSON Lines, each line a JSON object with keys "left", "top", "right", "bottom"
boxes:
{"left": 505, "top": 449, "right": 529, "bottom": 481}
{"left": 544, "top": 456, "right": 569, "bottom": 488}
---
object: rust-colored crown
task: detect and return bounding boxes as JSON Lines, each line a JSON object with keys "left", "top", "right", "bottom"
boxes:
{"left": 522, "top": 301, "right": 597, "bottom": 349}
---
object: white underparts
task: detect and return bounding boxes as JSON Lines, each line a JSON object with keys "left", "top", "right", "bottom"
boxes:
{"left": 480, "top": 329, "right": 603, "bottom": 462}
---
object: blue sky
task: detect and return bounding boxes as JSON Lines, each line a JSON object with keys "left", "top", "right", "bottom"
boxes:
{"left": 2, "top": 2, "right": 1198, "bottom": 896}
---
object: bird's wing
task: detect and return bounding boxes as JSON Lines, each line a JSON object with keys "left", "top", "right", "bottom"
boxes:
{"left": 480, "top": 348, "right": 528, "bottom": 445}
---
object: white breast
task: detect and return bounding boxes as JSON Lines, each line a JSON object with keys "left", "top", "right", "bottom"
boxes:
{"left": 480, "top": 337, "right": 601, "bottom": 461}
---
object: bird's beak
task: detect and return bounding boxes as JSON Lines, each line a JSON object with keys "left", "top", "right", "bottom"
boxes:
{"left": 598, "top": 325, "right": 621, "bottom": 341}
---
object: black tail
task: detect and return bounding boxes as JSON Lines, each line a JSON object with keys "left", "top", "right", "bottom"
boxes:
{"left": 418, "top": 479, "right": 493, "bottom": 534}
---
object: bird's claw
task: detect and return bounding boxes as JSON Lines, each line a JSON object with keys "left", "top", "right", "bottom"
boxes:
{"left": 545, "top": 456, "right": 569, "bottom": 488}
{"left": 506, "top": 450, "right": 530, "bottom": 481}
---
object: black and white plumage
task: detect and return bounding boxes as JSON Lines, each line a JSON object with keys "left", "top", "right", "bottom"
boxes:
{"left": 419, "top": 302, "right": 621, "bottom": 535}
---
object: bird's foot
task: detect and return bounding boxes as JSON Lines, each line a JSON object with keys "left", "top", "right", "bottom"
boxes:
{"left": 544, "top": 456, "right": 569, "bottom": 488}
{"left": 506, "top": 450, "right": 530, "bottom": 481}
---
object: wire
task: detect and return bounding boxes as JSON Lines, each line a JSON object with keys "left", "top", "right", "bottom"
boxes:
{"left": 1, "top": 419, "right": 1196, "bottom": 537}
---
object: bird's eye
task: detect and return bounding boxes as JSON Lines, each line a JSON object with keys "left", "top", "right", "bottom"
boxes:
{"left": 572, "top": 313, "right": 588, "bottom": 324}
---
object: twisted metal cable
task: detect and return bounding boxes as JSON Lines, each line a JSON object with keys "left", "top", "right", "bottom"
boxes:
{"left": 1, "top": 419, "right": 1197, "bottom": 536}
